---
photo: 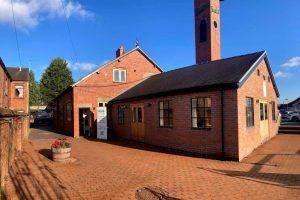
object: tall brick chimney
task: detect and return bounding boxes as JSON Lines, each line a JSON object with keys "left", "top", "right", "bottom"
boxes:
{"left": 116, "top": 46, "right": 125, "bottom": 58}
{"left": 195, "top": 0, "right": 221, "bottom": 64}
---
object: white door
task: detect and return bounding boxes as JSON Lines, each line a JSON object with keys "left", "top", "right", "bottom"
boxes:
{"left": 259, "top": 101, "right": 269, "bottom": 143}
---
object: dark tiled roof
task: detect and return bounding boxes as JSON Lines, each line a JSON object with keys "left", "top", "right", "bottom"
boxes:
{"left": 7, "top": 67, "right": 29, "bottom": 81}
{"left": 113, "top": 51, "right": 265, "bottom": 101}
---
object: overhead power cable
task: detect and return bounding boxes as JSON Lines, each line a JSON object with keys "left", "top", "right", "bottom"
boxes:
{"left": 60, "top": 0, "right": 78, "bottom": 62}
{"left": 10, "top": 0, "right": 22, "bottom": 67}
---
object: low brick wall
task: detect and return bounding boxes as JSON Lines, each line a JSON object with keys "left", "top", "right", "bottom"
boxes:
{"left": 0, "top": 108, "right": 29, "bottom": 191}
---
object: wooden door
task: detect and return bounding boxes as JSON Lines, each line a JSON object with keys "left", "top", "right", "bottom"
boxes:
{"left": 259, "top": 101, "right": 269, "bottom": 142}
{"left": 130, "top": 104, "right": 145, "bottom": 142}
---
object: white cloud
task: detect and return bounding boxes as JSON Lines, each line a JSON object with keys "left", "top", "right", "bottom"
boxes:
{"left": 67, "top": 60, "right": 97, "bottom": 71}
{"left": 73, "top": 62, "right": 97, "bottom": 71}
{"left": 281, "top": 56, "right": 300, "bottom": 68}
{"left": 274, "top": 71, "right": 291, "bottom": 78}
{"left": 0, "top": 0, "right": 93, "bottom": 31}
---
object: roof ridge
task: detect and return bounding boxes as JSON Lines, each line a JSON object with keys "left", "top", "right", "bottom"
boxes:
{"left": 147, "top": 50, "right": 265, "bottom": 79}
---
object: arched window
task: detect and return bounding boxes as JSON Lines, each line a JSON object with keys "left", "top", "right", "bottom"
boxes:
{"left": 199, "top": 20, "right": 207, "bottom": 43}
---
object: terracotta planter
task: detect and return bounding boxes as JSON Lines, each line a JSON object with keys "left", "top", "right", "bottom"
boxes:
{"left": 52, "top": 147, "right": 71, "bottom": 162}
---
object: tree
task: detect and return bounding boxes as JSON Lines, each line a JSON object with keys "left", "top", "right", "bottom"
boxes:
{"left": 29, "top": 70, "right": 41, "bottom": 106}
{"left": 40, "top": 58, "right": 74, "bottom": 106}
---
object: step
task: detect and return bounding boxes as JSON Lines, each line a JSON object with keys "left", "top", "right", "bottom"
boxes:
{"left": 279, "top": 126, "right": 300, "bottom": 131}
{"left": 278, "top": 129, "right": 300, "bottom": 134}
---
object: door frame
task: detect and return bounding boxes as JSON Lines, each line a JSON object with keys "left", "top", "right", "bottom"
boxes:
{"left": 130, "top": 104, "right": 145, "bottom": 142}
{"left": 79, "top": 108, "right": 91, "bottom": 137}
{"left": 259, "top": 100, "right": 269, "bottom": 142}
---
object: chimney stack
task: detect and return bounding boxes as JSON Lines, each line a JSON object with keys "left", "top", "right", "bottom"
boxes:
{"left": 116, "top": 46, "right": 125, "bottom": 58}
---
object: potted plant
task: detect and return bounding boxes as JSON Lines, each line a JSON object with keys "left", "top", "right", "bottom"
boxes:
{"left": 51, "top": 138, "right": 71, "bottom": 162}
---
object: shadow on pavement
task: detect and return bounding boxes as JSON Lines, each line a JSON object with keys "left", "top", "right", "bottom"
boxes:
{"left": 197, "top": 153, "right": 300, "bottom": 189}
{"left": 8, "top": 146, "right": 75, "bottom": 200}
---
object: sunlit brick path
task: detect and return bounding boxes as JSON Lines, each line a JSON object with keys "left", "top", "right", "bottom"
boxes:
{"left": 5, "top": 133, "right": 300, "bottom": 200}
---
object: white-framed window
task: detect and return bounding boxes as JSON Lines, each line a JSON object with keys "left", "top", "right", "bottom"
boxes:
{"left": 15, "top": 85, "right": 24, "bottom": 98}
{"left": 113, "top": 68, "right": 126, "bottom": 82}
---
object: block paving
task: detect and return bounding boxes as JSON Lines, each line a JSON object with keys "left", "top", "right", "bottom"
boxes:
{"left": 5, "top": 133, "right": 300, "bottom": 200}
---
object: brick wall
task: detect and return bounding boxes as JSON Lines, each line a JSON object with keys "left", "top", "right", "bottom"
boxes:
{"left": 0, "top": 64, "right": 10, "bottom": 109}
{"left": 72, "top": 49, "right": 161, "bottom": 138}
{"left": 9, "top": 81, "right": 29, "bottom": 113}
{"left": 0, "top": 108, "right": 28, "bottom": 190}
{"left": 237, "top": 59, "right": 279, "bottom": 160}
{"left": 111, "top": 89, "right": 240, "bottom": 160}
{"left": 53, "top": 89, "right": 73, "bottom": 135}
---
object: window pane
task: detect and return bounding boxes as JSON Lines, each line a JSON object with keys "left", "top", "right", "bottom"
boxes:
{"left": 198, "top": 108, "right": 205, "bottom": 118}
{"left": 114, "top": 70, "right": 119, "bottom": 81}
{"left": 121, "top": 70, "right": 126, "bottom": 82}
{"left": 160, "top": 110, "right": 164, "bottom": 118}
{"left": 192, "top": 108, "right": 197, "bottom": 117}
{"left": 264, "top": 104, "right": 268, "bottom": 120}
{"left": 132, "top": 108, "right": 136, "bottom": 122}
{"left": 197, "top": 118, "right": 205, "bottom": 127}
{"left": 192, "top": 99, "right": 197, "bottom": 108}
{"left": 205, "top": 98, "right": 211, "bottom": 107}
{"left": 246, "top": 97, "right": 254, "bottom": 127}
{"left": 159, "top": 101, "right": 173, "bottom": 127}
{"left": 192, "top": 118, "right": 197, "bottom": 128}
{"left": 260, "top": 103, "right": 264, "bottom": 121}
{"left": 160, "top": 118, "right": 164, "bottom": 126}
{"left": 272, "top": 102, "right": 276, "bottom": 120}
{"left": 15, "top": 86, "right": 24, "bottom": 98}
{"left": 205, "top": 108, "right": 211, "bottom": 118}
{"left": 191, "top": 97, "right": 212, "bottom": 128}
{"left": 198, "top": 98, "right": 205, "bottom": 107}
{"left": 138, "top": 107, "right": 142, "bottom": 122}
{"left": 206, "top": 119, "right": 212, "bottom": 127}
{"left": 159, "top": 101, "right": 164, "bottom": 109}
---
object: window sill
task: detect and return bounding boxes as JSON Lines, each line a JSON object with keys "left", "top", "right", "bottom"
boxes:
{"left": 113, "top": 81, "right": 127, "bottom": 84}
{"left": 159, "top": 126, "right": 173, "bottom": 129}
{"left": 192, "top": 127, "right": 212, "bottom": 131}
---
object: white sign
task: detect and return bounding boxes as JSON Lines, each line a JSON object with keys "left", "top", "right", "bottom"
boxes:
{"left": 97, "top": 107, "right": 108, "bottom": 140}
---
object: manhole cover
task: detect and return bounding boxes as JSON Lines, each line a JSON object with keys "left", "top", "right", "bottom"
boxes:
{"left": 135, "top": 187, "right": 180, "bottom": 200}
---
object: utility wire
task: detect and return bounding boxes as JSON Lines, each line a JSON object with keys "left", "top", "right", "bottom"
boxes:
{"left": 60, "top": 0, "right": 78, "bottom": 62}
{"left": 10, "top": 0, "right": 22, "bottom": 67}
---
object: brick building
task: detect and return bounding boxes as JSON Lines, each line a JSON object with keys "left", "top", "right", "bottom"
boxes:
{"left": 53, "top": 46, "right": 162, "bottom": 138}
{"left": 0, "top": 58, "right": 11, "bottom": 109}
{"left": 0, "top": 58, "right": 29, "bottom": 189}
{"left": 7, "top": 68, "right": 30, "bottom": 113}
{"left": 109, "top": 0, "right": 280, "bottom": 161}
{"left": 0, "top": 58, "right": 29, "bottom": 113}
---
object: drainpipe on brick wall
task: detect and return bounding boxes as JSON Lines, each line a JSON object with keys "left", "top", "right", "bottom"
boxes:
{"left": 221, "top": 89, "right": 225, "bottom": 160}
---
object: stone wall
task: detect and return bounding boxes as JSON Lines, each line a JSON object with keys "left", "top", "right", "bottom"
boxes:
{"left": 0, "top": 108, "right": 28, "bottom": 191}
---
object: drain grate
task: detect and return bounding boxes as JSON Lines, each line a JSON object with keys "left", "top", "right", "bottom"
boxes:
{"left": 135, "top": 187, "right": 181, "bottom": 200}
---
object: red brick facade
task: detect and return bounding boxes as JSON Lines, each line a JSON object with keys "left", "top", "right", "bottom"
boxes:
{"left": 53, "top": 47, "right": 162, "bottom": 138}
{"left": 0, "top": 60, "right": 10, "bottom": 108}
{"left": 237, "top": 59, "right": 280, "bottom": 160}
{"left": 9, "top": 81, "right": 29, "bottom": 113}
{"left": 110, "top": 57, "right": 279, "bottom": 161}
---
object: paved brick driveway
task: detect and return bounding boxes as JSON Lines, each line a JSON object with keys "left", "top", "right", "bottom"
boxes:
{"left": 5, "top": 133, "right": 300, "bottom": 200}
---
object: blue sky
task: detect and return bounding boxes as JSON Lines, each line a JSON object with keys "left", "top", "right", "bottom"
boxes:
{"left": 0, "top": 0, "right": 299, "bottom": 103}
